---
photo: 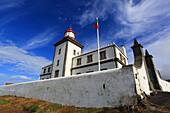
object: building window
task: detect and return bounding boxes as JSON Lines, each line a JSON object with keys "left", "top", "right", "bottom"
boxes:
{"left": 57, "top": 60, "right": 60, "bottom": 66}
{"left": 76, "top": 73, "right": 81, "bottom": 75}
{"left": 87, "top": 55, "right": 93, "bottom": 63}
{"left": 120, "top": 54, "right": 123, "bottom": 61}
{"left": 43, "top": 68, "right": 46, "bottom": 73}
{"left": 77, "top": 58, "right": 81, "bottom": 65}
{"left": 124, "top": 58, "right": 126, "bottom": 64}
{"left": 48, "top": 67, "right": 51, "bottom": 73}
{"left": 73, "top": 50, "right": 76, "bottom": 55}
{"left": 100, "top": 51, "right": 106, "bottom": 60}
{"left": 55, "top": 70, "right": 59, "bottom": 78}
{"left": 58, "top": 49, "right": 61, "bottom": 55}
{"left": 77, "top": 52, "right": 79, "bottom": 55}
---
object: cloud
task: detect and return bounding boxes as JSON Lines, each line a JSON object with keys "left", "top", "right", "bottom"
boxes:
{"left": 0, "top": 73, "right": 34, "bottom": 86}
{"left": 22, "top": 28, "right": 57, "bottom": 50}
{"left": 0, "top": 42, "right": 52, "bottom": 75}
{"left": 11, "top": 75, "right": 32, "bottom": 80}
{"left": 0, "top": 73, "right": 7, "bottom": 77}
{"left": 78, "top": 0, "right": 170, "bottom": 80}
{"left": 0, "top": 0, "right": 26, "bottom": 10}
{"left": 114, "top": 0, "right": 170, "bottom": 42}
{"left": 145, "top": 36, "right": 170, "bottom": 80}
{"left": 78, "top": 0, "right": 118, "bottom": 26}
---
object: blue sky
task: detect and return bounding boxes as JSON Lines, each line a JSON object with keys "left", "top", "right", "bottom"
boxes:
{"left": 0, "top": 0, "right": 170, "bottom": 86}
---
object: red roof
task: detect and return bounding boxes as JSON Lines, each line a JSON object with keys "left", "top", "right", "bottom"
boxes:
{"left": 64, "top": 28, "right": 76, "bottom": 35}
{"left": 5, "top": 83, "right": 13, "bottom": 85}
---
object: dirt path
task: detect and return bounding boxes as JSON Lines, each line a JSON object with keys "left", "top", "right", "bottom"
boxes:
{"left": 149, "top": 92, "right": 170, "bottom": 107}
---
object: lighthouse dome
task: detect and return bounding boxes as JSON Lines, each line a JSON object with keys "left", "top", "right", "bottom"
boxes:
{"left": 64, "top": 28, "right": 76, "bottom": 40}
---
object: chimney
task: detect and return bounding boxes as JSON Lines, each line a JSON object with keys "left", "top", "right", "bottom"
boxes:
{"left": 121, "top": 45, "right": 126, "bottom": 56}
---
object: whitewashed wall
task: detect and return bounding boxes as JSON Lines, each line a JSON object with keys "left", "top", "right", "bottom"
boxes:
{"left": 64, "top": 41, "right": 82, "bottom": 76}
{"left": 0, "top": 66, "right": 137, "bottom": 108}
{"left": 115, "top": 46, "right": 128, "bottom": 66}
{"left": 133, "top": 60, "right": 151, "bottom": 95}
{"left": 156, "top": 72, "right": 170, "bottom": 92}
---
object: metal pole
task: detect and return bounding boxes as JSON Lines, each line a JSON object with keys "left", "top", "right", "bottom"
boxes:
{"left": 96, "top": 17, "right": 100, "bottom": 71}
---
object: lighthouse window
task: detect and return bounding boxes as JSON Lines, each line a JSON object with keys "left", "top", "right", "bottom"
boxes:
{"left": 73, "top": 50, "right": 76, "bottom": 55}
{"left": 57, "top": 60, "right": 60, "bottom": 66}
{"left": 58, "top": 49, "right": 61, "bottom": 55}
{"left": 77, "top": 58, "right": 81, "bottom": 65}
{"left": 87, "top": 55, "right": 93, "bottom": 63}
{"left": 100, "top": 51, "right": 106, "bottom": 60}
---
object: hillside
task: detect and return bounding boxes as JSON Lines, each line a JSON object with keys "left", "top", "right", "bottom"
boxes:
{"left": 0, "top": 92, "right": 170, "bottom": 113}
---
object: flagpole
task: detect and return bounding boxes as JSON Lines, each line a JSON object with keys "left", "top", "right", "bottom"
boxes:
{"left": 96, "top": 17, "right": 101, "bottom": 71}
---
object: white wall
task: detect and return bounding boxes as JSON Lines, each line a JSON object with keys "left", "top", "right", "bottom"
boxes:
{"left": 115, "top": 46, "right": 128, "bottom": 66}
{"left": 133, "top": 60, "right": 151, "bottom": 95}
{"left": 64, "top": 41, "right": 82, "bottom": 76}
{"left": 0, "top": 66, "right": 137, "bottom": 108}
{"left": 156, "top": 72, "right": 170, "bottom": 92}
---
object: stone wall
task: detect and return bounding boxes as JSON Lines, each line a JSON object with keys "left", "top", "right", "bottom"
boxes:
{"left": 0, "top": 66, "right": 137, "bottom": 108}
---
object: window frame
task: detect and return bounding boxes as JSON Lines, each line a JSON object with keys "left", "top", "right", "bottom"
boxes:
{"left": 77, "top": 58, "right": 81, "bottom": 66}
{"left": 48, "top": 67, "right": 51, "bottom": 73}
{"left": 73, "top": 50, "right": 76, "bottom": 55}
{"left": 43, "top": 68, "right": 46, "bottom": 74}
{"left": 58, "top": 49, "right": 61, "bottom": 55}
{"left": 100, "top": 51, "right": 106, "bottom": 60}
{"left": 87, "top": 55, "right": 93, "bottom": 63}
{"left": 57, "top": 60, "right": 60, "bottom": 66}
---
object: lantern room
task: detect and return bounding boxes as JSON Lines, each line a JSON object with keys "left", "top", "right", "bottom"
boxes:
{"left": 64, "top": 28, "right": 76, "bottom": 40}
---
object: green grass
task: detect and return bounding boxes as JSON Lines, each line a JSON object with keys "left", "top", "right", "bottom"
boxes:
{"left": 0, "top": 100, "right": 9, "bottom": 104}
{"left": 75, "top": 107, "right": 103, "bottom": 113}
{"left": 27, "top": 104, "right": 40, "bottom": 112}
{"left": 47, "top": 103, "right": 63, "bottom": 110}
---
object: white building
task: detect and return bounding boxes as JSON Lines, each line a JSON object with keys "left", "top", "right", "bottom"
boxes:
{"left": 40, "top": 28, "right": 128, "bottom": 80}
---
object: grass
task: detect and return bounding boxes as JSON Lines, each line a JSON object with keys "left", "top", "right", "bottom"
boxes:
{"left": 27, "top": 104, "right": 40, "bottom": 112}
{"left": 47, "top": 103, "right": 63, "bottom": 110}
{"left": 0, "top": 100, "right": 9, "bottom": 104}
{"left": 75, "top": 107, "right": 103, "bottom": 113}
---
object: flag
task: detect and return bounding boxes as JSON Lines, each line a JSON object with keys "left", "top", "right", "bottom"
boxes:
{"left": 93, "top": 18, "right": 99, "bottom": 29}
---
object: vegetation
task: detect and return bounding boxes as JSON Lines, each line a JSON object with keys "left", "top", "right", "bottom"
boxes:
{"left": 0, "top": 100, "right": 9, "bottom": 104}
{"left": 27, "top": 105, "right": 40, "bottom": 112}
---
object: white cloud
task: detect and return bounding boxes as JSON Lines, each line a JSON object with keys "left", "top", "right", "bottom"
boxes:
{"left": 0, "top": 43, "right": 52, "bottom": 75}
{"left": 145, "top": 37, "right": 170, "bottom": 80}
{"left": 0, "top": 0, "right": 26, "bottom": 10}
{"left": 22, "top": 28, "right": 57, "bottom": 50}
{"left": 79, "top": 0, "right": 170, "bottom": 80}
{"left": 0, "top": 73, "right": 7, "bottom": 77}
{"left": 78, "top": 0, "right": 118, "bottom": 26}
{"left": 11, "top": 75, "right": 32, "bottom": 80}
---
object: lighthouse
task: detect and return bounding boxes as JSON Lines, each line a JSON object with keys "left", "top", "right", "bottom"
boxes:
{"left": 51, "top": 28, "right": 84, "bottom": 78}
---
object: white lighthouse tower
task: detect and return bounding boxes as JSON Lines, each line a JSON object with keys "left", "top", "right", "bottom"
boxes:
{"left": 51, "top": 28, "right": 84, "bottom": 78}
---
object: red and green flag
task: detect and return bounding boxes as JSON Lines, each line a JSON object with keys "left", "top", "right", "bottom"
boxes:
{"left": 93, "top": 18, "right": 99, "bottom": 29}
